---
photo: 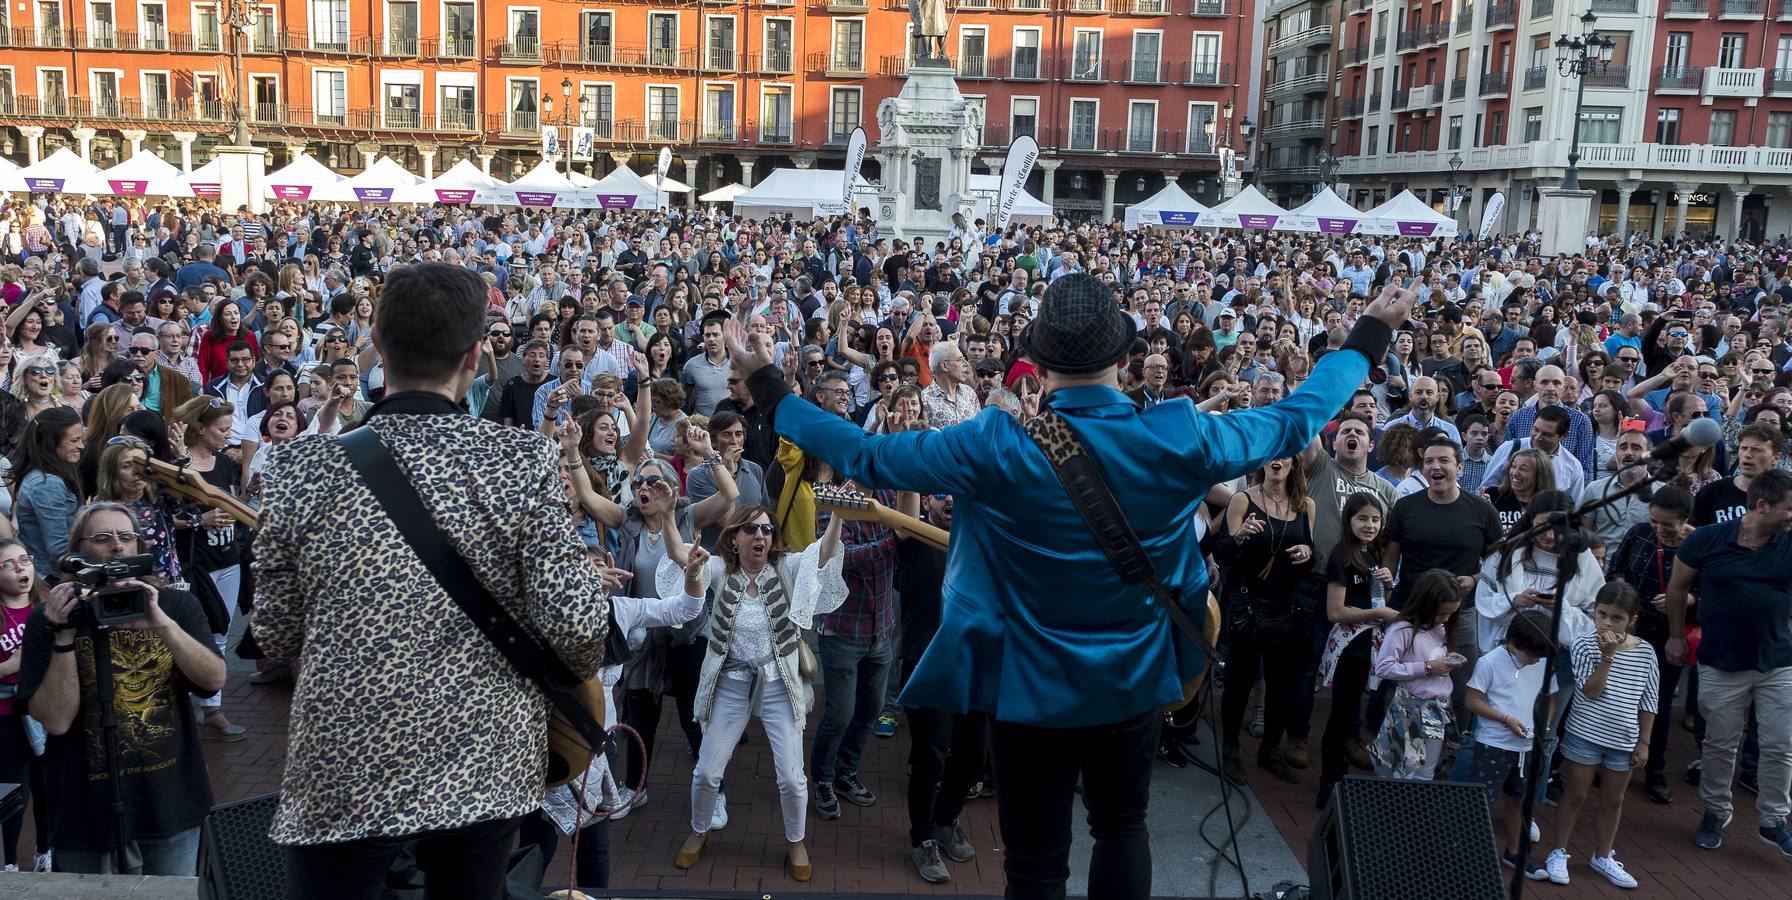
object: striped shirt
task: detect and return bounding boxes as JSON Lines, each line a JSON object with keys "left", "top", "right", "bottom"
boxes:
{"left": 1566, "top": 632, "right": 1660, "bottom": 751}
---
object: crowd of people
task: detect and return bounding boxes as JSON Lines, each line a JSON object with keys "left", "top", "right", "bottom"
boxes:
{"left": 0, "top": 190, "right": 1782, "bottom": 896}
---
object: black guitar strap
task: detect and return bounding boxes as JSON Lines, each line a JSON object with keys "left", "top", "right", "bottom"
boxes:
{"left": 338, "top": 426, "right": 606, "bottom": 749}
{"left": 1022, "top": 410, "right": 1218, "bottom": 665}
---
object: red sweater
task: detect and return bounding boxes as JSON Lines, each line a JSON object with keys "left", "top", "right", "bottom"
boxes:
{"left": 198, "top": 329, "right": 258, "bottom": 383}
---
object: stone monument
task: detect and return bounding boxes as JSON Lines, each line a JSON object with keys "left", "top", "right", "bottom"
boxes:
{"left": 873, "top": 54, "right": 981, "bottom": 250}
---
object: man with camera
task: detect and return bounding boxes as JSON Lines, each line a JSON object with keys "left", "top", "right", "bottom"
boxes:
{"left": 15, "top": 502, "right": 226, "bottom": 874}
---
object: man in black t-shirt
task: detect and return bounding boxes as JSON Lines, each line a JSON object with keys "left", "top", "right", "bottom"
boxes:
{"left": 488, "top": 338, "right": 552, "bottom": 427}
{"left": 1693, "top": 423, "right": 1782, "bottom": 526}
{"left": 17, "top": 502, "right": 226, "bottom": 875}
{"left": 1385, "top": 438, "right": 1503, "bottom": 606}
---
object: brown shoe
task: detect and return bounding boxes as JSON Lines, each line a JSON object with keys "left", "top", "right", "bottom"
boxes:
{"left": 1221, "top": 746, "right": 1249, "bottom": 785}
{"left": 1284, "top": 737, "right": 1311, "bottom": 769}
{"left": 1345, "top": 737, "right": 1373, "bottom": 770}
{"left": 786, "top": 840, "right": 812, "bottom": 882}
{"left": 674, "top": 831, "right": 708, "bottom": 870}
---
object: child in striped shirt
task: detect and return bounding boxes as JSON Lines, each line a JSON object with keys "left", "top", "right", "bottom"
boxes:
{"left": 1543, "top": 581, "right": 1660, "bottom": 889}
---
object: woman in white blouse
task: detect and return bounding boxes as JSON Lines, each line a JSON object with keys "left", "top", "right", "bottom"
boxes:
{"left": 659, "top": 503, "right": 845, "bottom": 883}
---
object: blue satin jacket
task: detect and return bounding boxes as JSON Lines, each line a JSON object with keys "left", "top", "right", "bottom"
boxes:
{"left": 765, "top": 348, "right": 1370, "bottom": 727}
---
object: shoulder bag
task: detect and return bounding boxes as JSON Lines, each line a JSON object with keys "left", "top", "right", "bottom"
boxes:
{"left": 339, "top": 426, "right": 606, "bottom": 788}
{"left": 1023, "top": 409, "right": 1221, "bottom": 712}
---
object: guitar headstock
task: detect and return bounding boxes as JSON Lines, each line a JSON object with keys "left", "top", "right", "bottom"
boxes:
{"left": 812, "top": 484, "right": 874, "bottom": 513}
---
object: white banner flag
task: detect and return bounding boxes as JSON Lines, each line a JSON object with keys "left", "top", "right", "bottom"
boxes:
{"left": 655, "top": 146, "right": 674, "bottom": 209}
{"left": 540, "top": 127, "right": 560, "bottom": 158}
{"left": 1479, "top": 191, "right": 1506, "bottom": 239}
{"left": 842, "top": 126, "right": 868, "bottom": 215}
{"left": 994, "top": 135, "right": 1040, "bottom": 231}
{"left": 572, "top": 127, "right": 595, "bottom": 162}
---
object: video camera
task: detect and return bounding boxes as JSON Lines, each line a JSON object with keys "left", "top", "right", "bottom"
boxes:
{"left": 57, "top": 554, "right": 154, "bottom": 628}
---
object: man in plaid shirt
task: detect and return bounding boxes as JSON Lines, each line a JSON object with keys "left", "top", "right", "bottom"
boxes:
{"left": 809, "top": 486, "right": 901, "bottom": 822}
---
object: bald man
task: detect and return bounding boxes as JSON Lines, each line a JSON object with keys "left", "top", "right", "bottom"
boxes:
{"left": 1127, "top": 354, "right": 1172, "bottom": 410}
{"left": 1500, "top": 363, "right": 1597, "bottom": 483}
{"left": 1386, "top": 375, "right": 1461, "bottom": 441}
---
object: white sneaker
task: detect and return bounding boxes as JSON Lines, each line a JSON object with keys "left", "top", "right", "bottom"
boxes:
{"left": 1543, "top": 848, "right": 1570, "bottom": 885}
{"left": 710, "top": 792, "right": 729, "bottom": 830}
{"left": 1529, "top": 819, "right": 1541, "bottom": 843}
{"left": 31, "top": 850, "right": 50, "bottom": 872}
{"left": 1589, "top": 851, "right": 1638, "bottom": 889}
{"left": 607, "top": 787, "right": 639, "bottom": 821}
{"left": 2, "top": 864, "right": 15, "bottom": 872}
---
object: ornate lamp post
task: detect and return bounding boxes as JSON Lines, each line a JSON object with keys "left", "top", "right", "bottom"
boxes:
{"left": 539, "top": 77, "right": 580, "bottom": 174}
{"left": 1553, "top": 9, "right": 1615, "bottom": 191}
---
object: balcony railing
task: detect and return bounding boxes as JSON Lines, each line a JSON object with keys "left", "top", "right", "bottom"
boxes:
{"left": 1533, "top": 0, "right": 1555, "bottom": 15}
{"left": 703, "top": 49, "right": 738, "bottom": 72}
{"left": 1341, "top": 44, "right": 1368, "bottom": 66}
{"left": 1450, "top": 75, "right": 1468, "bottom": 97}
{"left": 1189, "top": 0, "right": 1229, "bottom": 14}
{"left": 1703, "top": 66, "right": 1764, "bottom": 96}
{"left": 1063, "top": 56, "right": 1110, "bottom": 82}
{"left": 1524, "top": 66, "right": 1548, "bottom": 90}
{"left": 759, "top": 126, "right": 795, "bottom": 144}
{"left": 1399, "top": 83, "right": 1437, "bottom": 110}
{"left": 1486, "top": 1, "right": 1517, "bottom": 27}
{"left": 1479, "top": 71, "right": 1510, "bottom": 95}
{"left": 1770, "top": 68, "right": 1792, "bottom": 92}
{"left": 1182, "top": 61, "right": 1233, "bottom": 85}
{"left": 1665, "top": 0, "right": 1709, "bottom": 14}
{"left": 425, "top": 35, "right": 478, "bottom": 58}
{"left": 1337, "top": 97, "right": 1365, "bottom": 117}
{"left": 1338, "top": 142, "right": 1792, "bottom": 178}
{"left": 497, "top": 36, "right": 543, "bottom": 61}
{"left": 1265, "top": 63, "right": 1326, "bottom": 95}
{"left": 1268, "top": 25, "right": 1331, "bottom": 55}
{"left": 1346, "top": 0, "right": 1372, "bottom": 13}
{"left": 810, "top": 50, "right": 866, "bottom": 76}
{"left": 1780, "top": 0, "right": 1792, "bottom": 18}
{"left": 553, "top": 44, "right": 700, "bottom": 69}
{"left": 698, "top": 123, "right": 738, "bottom": 142}
{"left": 1124, "top": 58, "right": 1168, "bottom": 84}
{"left": 1658, "top": 64, "right": 1704, "bottom": 91}
{"left": 1584, "top": 64, "right": 1630, "bottom": 88}
{"left": 748, "top": 50, "right": 795, "bottom": 74}
{"left": 1589, "top": 0, "right": 1638, "bottom": 11}
{"left": 1396, "top": 24, "right": 1442, "bottom": 52}
{"left": 994, "top": 53, "right": 1051, "bottom": 80}
{"left": 1066, "top": 0, "right": 1107, "bottom": 10}
{"left": 958, "top": 54, "right": 992, "bottom": 79}
{"left": 1372, "top": 34, "right": 1385, "bottom": 55}
{"left": 1456, "top": 7, "right": 1473, "bottom": 32}
{"left": 1121, "top": 0, "right": 1171, "bottom": 12}
{"left": 506, "top": 111, "right": 540, "bottom": 133}
{"left": 1720, "top": 0, "right": 1766, "bottom": 16}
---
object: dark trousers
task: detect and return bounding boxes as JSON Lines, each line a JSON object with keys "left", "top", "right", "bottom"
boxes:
{"left": 285, "top": 815, "right": 523, "bottom": 900}
{"left": 1220, "top": 614, "right": 1307, "bottom": 750}
{"left": 1286, "top": 588, "right": 1330, "bottom": 741}
{"left": 1646, "top": 637, "right": 1687, "bottom": 777}
{"left": 990, "top": 711, "right": 1159, "bottom": 900}
{"left": 0, "top": 713, "right": 49, "bottom": 867}
{"left": 519, "top": 812, "right": 611, "bottom": 890}
{"left": 619, "top": 641, "right": 705, "bottom": 787}
{"left": 906, "top": 701, "right": 989, "bottom": 847}
{"left": 1319, "top": 645, "right": 1374, "bottom": 792}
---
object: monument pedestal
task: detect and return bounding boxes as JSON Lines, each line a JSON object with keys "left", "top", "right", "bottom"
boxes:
{"left": 217, "top": 143, "right": 267, "bottom": 214}
{"left": 875, "top": 60, "right": 979, "bottom": 250}
{"left": 1536, "top": 187, "right": 1596, "bottom": 257}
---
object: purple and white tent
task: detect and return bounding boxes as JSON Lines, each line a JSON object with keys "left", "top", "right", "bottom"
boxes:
{"left": 262, "top": 153, "right": 344, "bottom": 202}
{"left": 396, "top": 159, "right": 506, "bottom": 205}
{"left": 13, "top": 148, "right": 103, "bottom": 195}
{"left": 1123, "top": 182, "right": 1210, "bottom": 229}
{"left": 1284, "top": 187, "right": 1364, "bottom": 234}
{"left": 1201, "top": 185, "right": 1288, "bottom": 231}
{"left": 324, "top": 156, "right": 421, "bottom": 204}
{"left": 1359, "top": 189, "right": 1459, "bottom": 238}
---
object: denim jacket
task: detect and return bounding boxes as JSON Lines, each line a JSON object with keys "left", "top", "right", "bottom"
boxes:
{"left": 15, "top": 469, "right": 76, "bottom": 572}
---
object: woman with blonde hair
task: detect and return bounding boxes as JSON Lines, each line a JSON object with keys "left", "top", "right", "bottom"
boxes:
{"left": 11, "top": 355, "right": 63, "bottom": 419}
{"left": 77, "top": 322, "right": 117, "bottom": 387}
{"left": 170, "top": 395, "right": 250, "bottom": 740}
{"left": 662, "top": 504, "right": 845, "bottom": 882}
{"left": 276, "top": 262, "right": 304, "bottom": 301}
{"left": 1485, "top": 447, "right": 1555, "bottom": 528}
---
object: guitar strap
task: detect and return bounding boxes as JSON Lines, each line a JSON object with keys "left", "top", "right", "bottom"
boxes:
{"left": 1022, "top": 410, "right": 1219, "bottom": 668}
{"left": 338, "top": 427, "right": 607, "bottom": 751}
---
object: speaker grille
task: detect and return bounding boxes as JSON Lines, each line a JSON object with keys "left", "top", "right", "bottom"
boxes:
{"left": 1325, "top": 777, "right": 1504, "bottom": 900}
{"left": 200, "top": 792, "right": 286, "bottom": 900}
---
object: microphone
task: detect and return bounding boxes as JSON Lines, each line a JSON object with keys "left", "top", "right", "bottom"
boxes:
{"left": 1647, "top": 416, "right": 1722, "bottom": 464}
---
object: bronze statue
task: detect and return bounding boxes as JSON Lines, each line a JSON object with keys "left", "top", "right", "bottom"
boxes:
{"left": 909, "top": 0, "right": 948, "bottom": 61}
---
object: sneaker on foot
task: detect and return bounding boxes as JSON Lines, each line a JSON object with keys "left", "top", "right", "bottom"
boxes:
{"left": 710, "top": 792, "right": 729, "bottom": 831}
{"left": 936, "top": 820, "right": 975, "bottom": 863}
{"left": 1248, "top": 704, "right": 1265, "bottom": 739}
{"left": 2, "top": 864, "right": 14, "bottom": 872}
{"left": 1529, "top": 820, "right": 1541, "bottom": 844}
{"left": 606, "top": 787, "right": 641, "bottom": 821}
{"left": 912, "top": 840, "right": 950, "bottom": 884}
{"left": 1695, "top": 810, "right": 1731, "bottom": 850}
{"left": 874, "top": 714, "right": 898, "bottom": 738}
{"left": 1740, "top": 769, "right": 1760, "bottom": 795}
{"left": 1543, "top": 848, "right": 1570, "bottom": 885}
{"left": 1284, "top": 737, "right": 1311, "bottom": 769}
{"left": 1589, "top": 851, "right": 1638, "bottom": 888}
{"left": 814, "top": 781, "right": 842, "bottom": 820}
{"left": 964, "top": 780, "right": 987, "bottom": 801}
{"left": 1344, "top": 737, "right": 1373, "bottom": 771}
{"left": 1760, "top": 820, "right": 1792, "bottom": 858}
{"left": 1502, "top": 851, "right": 1549, "bottom": 881}
{"left": 1646, "top": 771, "right": 1673, "bottom": 805}
{"left": 31, "top": 850, "right": 50, "bottom": 873}
{"left": 836, "top": 772, "right": 877, "bottom": 806}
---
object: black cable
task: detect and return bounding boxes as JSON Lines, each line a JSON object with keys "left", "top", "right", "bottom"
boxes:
{"left": 1180, "top": 663, "right": 1252, "bottom": 899}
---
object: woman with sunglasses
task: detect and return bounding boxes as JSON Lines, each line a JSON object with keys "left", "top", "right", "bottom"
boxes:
{"left": 9, "top": 408, "right": 80, "bottom": 568}
{"left": 662, "top": 504, "right": 845, "bottom": 882}
{"left": 170, "top": 395, "right": 249, "bottom": 740}
{"left": 12, "top": 355, "right": 63, "bottom": 420}
{"left": 76, "top": 324, "right": 116, "bottom": 391}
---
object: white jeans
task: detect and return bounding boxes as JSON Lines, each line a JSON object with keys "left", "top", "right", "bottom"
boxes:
{"left": 690, "top": 673, "right": 808, "bottom": 842}
{"left": 193, "top": 564, "right": 241, "bottom": 710}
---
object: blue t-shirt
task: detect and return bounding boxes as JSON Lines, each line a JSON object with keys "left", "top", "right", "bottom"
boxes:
{"left": 1677, "top": 520, "right": 1792, "bottom": 673}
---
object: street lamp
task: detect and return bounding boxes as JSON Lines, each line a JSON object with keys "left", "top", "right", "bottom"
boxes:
{"left": 1448, "top": 151, "right": 1467, "bottom": 210}
{"left": 1553, "top": 9, "right": 1615, "bottom": 190}
{"left": 539, "top": 77, "right": 580, "bottom": 174}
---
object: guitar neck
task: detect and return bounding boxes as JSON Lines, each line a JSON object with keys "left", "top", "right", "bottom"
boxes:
{"left": 870, "top": 505, "right": 950, "bottom": 552}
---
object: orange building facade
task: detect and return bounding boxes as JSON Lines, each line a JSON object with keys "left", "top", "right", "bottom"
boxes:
{"left": 0, "top": 0, "right": 1255, "bottom": 217}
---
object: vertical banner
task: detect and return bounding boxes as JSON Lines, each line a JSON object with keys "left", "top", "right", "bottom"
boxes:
{"left": 994, "top": 134, "right": 1040, "bottom": 232}
{"left": 572, "top": 127, "right": 595, "bottom": 162}
{"left": 655, "top": 146, "right": 673, "bottom": 210}
{"left": 1479, "top": 191, "right": 1506, "bottom": 240}
{"left": 541, "top": 127, "right": 559, "bottom": 158}
{"left": 842, "top": 126, "right": 868, "bottom": 215}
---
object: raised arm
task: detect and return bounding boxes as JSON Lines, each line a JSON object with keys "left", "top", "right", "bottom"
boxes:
{"left": 619, "top": 375, "right": 653, "bottom": 469}
{"left": 683, "top": 424, "right": 739, "bottom": 529}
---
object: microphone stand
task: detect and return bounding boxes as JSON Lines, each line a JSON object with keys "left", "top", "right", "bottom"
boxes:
{"left": 1502, "top": 456, "right": 1670, "bottom": 900}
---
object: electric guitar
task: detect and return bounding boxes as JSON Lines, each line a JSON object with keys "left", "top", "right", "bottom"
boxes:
{"left": 811, "top": 485, "right": 950, "bottom": 552}
{"left": 131, "top": 456, "right": 260, "bottom": 530}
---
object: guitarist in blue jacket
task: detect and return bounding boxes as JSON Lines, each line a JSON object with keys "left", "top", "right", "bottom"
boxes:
{"left": 722, "top": 273, "right": 1415, "bottom": 900}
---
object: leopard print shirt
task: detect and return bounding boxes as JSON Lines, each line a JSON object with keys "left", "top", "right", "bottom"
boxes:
{"left": 252, "top": 414, "right": 611, "bottom": 845}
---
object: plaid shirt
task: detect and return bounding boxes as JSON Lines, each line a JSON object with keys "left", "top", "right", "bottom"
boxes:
{"left": 813, "top": 490, "right": 900, "bottom": 647}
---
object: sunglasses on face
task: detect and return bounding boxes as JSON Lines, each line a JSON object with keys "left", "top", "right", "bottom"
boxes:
{"left": 24, "top": 366, "right": 53, "bottom": 376}
{"left": 107, "top": 435, "right": 149, "bottom": 451}
{"left": 736, "top": 522, "right": 775, "bottom": 537}
{"left": 128, "top": 346, "right": 155, "bottom": 356}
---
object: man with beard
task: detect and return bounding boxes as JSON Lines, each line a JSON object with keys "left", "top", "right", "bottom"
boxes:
{"left": 488, "top": 338, "right": 552, "bottom": 427}
{"left": 481, "top": 319, "right": 523, "bottom": 387}
{"left": 1386, "top": 376, "right": 1460, "bottom": 441}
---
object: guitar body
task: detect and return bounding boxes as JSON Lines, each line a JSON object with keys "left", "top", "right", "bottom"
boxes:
{"left": 132, "top": 457, "right": 260, "bottom": 529}
{"left": 545, "top": 677, "right": 608, "bottom": 788}
{"left": 1165, "top": 593, "right": 1223, "bottom": 713}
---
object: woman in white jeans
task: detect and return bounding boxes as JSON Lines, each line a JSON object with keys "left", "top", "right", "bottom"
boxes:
{"left": 659, "top": 503, "right": 845, "bottom": 882}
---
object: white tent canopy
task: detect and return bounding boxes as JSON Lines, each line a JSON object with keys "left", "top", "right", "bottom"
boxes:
{"left": 325, "top": 155, "right": 421, "bottom": 203}
{"left": 1123, "top": 183, "right": 1211, "bottom": 229}
{"left": 1359, "top": 189, "right": 1459, "bottom": 237}
{"left": 1284, "top": 187, "right": 1365, "bottom": 234}
{"left": 263, "top": 153, "right": 344, "bottom": 201}
{"left": 1202, "top": 185, "right": 1288, "bottom": 230}
{"left": 964, "top": 174, "right": 1052, "bottom": 227}
{"left": 699, "top": 183, "right": 750, "bottom": 204}
{"left": 566, "top": 171, "right": 600, "bottom": 188}
{"left": 0, "top": 156, "right": 20, "bottom": 194}
{"left": 587, "top": 166, "right": 694, "bottom": 209}
{"left": 501, "top": 160, "right": 595, "bottom": 208}
{"left": 94, "top": 151, "right": 192, "bottom": 197}
{"left": 731, "top": 168, "right": 878, "bottom": 220}
{"left": 179, "top": 159, "right": 223, "bottom": 199}
{"left": 15, "top": 148, "right": 103, "bottom": 195}
{"left": 397, "top": 159, "right": 506, "bottom": 205}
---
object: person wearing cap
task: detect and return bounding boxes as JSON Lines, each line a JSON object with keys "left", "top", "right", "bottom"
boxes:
{"left": 720, "top": 272, "right": 1415, "bottom": 900}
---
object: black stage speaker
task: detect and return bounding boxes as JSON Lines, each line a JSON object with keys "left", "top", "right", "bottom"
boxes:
{"left": 200, "top": 792, "right": 286, "bottom": 900}
{"left": 1308, "top": 776, "right": 1504, "bottom": 900}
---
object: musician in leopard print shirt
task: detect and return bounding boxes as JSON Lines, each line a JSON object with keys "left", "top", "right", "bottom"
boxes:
{"left": 252, "top": 264, "right": 611, "bottom": 899}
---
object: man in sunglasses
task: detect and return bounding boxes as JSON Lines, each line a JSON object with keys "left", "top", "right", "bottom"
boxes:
{"left": 726, "top": 273, "right": 1418, "bottom": 899}
{"left": 128, "top": 329, "right": 193, "bottom": 420}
